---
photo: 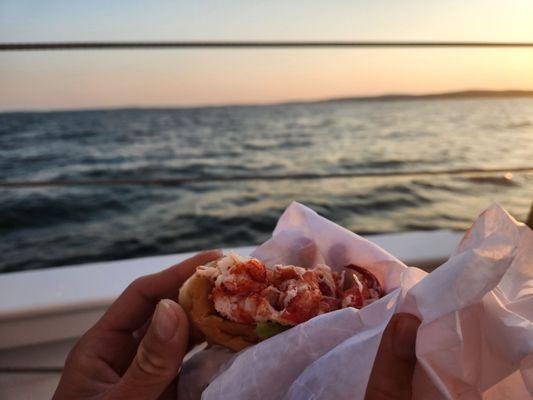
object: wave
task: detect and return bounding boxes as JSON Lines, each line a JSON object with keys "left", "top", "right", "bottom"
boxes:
{"left": 2, "top": 98, "right": 532, "bottom": 272}
{"left": 463, "top": 175, "right": 518, "bottom": 186}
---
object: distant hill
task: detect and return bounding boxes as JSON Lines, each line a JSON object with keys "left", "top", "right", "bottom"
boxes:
{"left": 319, "top": 90, "right": 533, "bottom": 103}
{"left": 3, "top": 89, "right": 533, "bottom": 114}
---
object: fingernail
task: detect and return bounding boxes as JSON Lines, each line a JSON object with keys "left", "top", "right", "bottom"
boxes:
{"left": 153, "top": 299, "right": 178, "bottom": 342}
{"left": 392, "top": 314, "right": 420, "bottom": 360}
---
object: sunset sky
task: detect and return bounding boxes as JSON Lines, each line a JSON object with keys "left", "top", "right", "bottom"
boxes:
{"left": 1, "top": 0, "right": 533, "bottom": 111}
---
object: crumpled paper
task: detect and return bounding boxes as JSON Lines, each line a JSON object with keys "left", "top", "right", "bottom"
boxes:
{"left": 177, "top": 202, "right": 533, "bottom": 400}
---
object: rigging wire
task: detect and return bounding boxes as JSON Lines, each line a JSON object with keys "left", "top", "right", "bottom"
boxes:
{"left": 3, "top": 41, "right": 533, "bottom": 51}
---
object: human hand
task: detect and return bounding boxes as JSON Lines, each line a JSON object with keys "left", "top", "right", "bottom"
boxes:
{"left": 365, "top": 313, "right": 421, "bottom": 400}
{"left": 53, "top": 249, "right": 222, "bottom": 400}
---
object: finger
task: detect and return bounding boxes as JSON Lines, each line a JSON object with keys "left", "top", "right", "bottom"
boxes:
{"left": 365, "top": 313, "right": 420, "bottom": 400}
{"left": 157, "top": 380, "right": 178, "bottom": 400}
{"left": 97, "top": 249, "right": 222, "bottom": 332}
{"left": 108, "top": 299, "right": 189, "bottom": 400}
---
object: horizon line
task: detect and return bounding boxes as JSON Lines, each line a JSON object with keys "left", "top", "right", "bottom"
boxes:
{"left": 2, "top": 88, "right": 533, "bottom": 114}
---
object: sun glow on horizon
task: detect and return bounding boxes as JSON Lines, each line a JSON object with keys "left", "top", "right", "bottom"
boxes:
{"left": 1, "top": 0, "right": 533, "bottom": 111}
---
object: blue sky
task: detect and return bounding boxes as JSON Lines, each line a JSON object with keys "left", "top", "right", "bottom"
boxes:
{"left": 1, "top": 0, "right": 533, "bottom": 111}
{"left": 2, "top": 0, "right": 532, "bottom": 42}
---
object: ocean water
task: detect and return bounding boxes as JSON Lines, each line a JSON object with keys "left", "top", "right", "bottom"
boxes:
{"left": 1, "top": 98, "right": 532, "bottom": 273}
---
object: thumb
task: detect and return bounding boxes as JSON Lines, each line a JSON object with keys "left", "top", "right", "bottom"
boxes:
{"left": 109, "top": 299, "right": 189, "bottom": 400}
{"left": 365, "top": 313, "right": 420, "bottom": 400}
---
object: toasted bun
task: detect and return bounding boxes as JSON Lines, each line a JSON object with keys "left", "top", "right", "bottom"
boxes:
{"left": 179, "top": 261, "right": 257, "bottom": 352}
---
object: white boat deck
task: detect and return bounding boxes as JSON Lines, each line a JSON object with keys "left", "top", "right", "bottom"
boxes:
{"left": 0, "top": 230, "right": 462, "bottom": 399}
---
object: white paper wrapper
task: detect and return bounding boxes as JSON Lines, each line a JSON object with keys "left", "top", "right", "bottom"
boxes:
{"left": 178, "top": 202, "right": 533, "bottom": 400}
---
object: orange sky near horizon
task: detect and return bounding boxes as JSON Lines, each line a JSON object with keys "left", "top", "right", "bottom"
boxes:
{"left": 2, "top": 49, "right": 533, "bottom": 111}
{"left": 1, "top": 0, "right": 533, "bottom": 111}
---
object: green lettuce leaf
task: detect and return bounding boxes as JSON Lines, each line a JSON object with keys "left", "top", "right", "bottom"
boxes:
{"left": 254, "top": 321, "right": 291, "bottom": 341}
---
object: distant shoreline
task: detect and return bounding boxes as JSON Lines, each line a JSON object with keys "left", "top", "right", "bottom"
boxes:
{"left": 315, "top": 89, "right": 533, "bottom": 104}
{"left": 3, "top": 89, "right": 533, "bottom": 115}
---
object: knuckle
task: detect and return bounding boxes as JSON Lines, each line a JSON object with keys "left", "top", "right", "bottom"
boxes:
{"left": 64, "top": 333, "right": 90, "bottom": 368}
{"left": 134, "top": 344, "right": 174, "bottom": 379}
{"left": 130, "top": 275, "right": 150, "bottom": 290}
{"left": 128, "top": 275, "right": 154, "bottom": 295}
{"left": 63, "top": 347, "right": 79, "bottom": 369}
